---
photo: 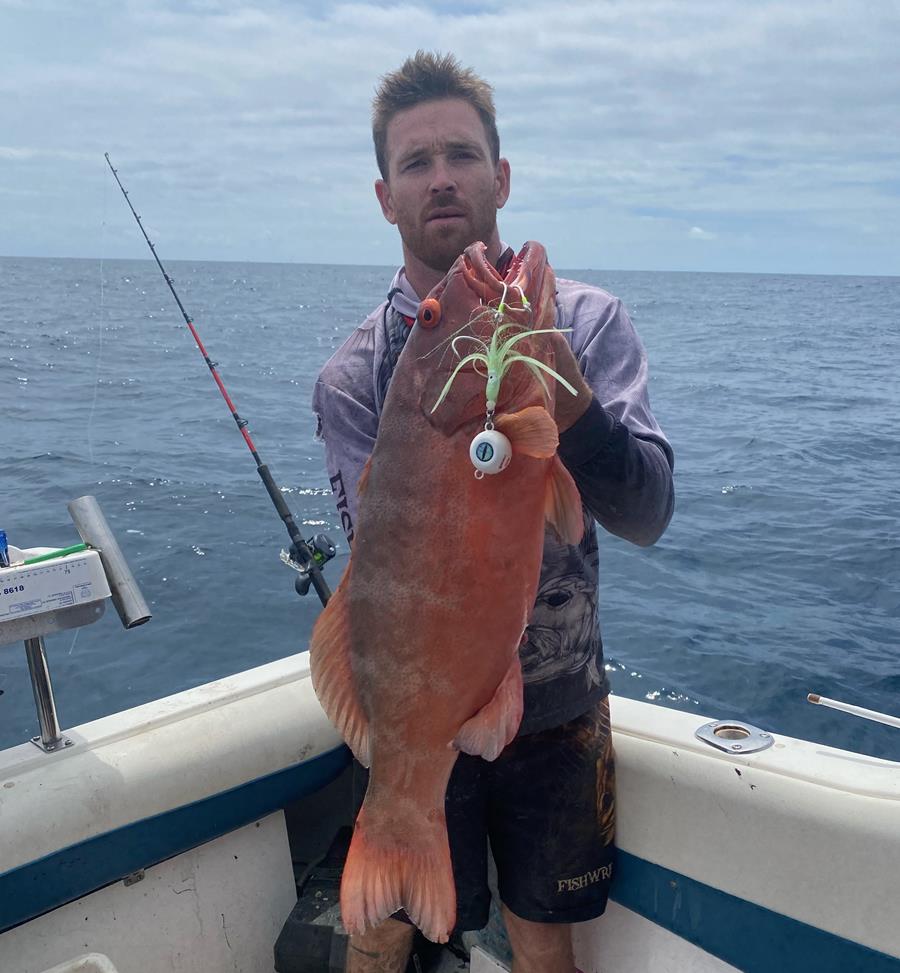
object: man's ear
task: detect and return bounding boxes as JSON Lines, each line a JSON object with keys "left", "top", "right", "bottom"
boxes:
{"left": 375, "top": 179, "right": 397, "bottom": 225}
{"left": 495, "top": 158, "right": 511, "bottom": 210}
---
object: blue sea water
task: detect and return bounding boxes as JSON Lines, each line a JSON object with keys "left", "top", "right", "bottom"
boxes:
{"left": 1, "top": 256, "right": 898, "bottom": 760}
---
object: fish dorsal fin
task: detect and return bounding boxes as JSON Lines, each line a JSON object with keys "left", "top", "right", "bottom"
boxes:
{"left": 494, "top": 406, "right": 558, "bottom": 459}
{"left": 357, "top": 457, "right": 372, "bottom": 497}
{"left": 545, "top": 455, "right": 584, "bottom": 546}
{"left": 451, "top": 653, "right": 523, "bottom": 761}
{"left": 308, "top": 564, "right": 371, "bottom": 767}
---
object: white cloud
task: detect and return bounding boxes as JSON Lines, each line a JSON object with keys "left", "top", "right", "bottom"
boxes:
{"left": 0, "top": 146, "right": 94, "bottom": 162}
{"left": 0, "top": 0, "right": 897, "bottom": 273}
{"left": 689, "top": 227, "right": 717, "bottom": 241}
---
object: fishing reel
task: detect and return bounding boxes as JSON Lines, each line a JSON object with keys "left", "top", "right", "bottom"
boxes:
{"left": 292, "top": 533, "right": 337, "bottom": 597}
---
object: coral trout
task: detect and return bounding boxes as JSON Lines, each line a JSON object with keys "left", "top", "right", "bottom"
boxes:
{"left": 310, "top": 241, "right": 584, "bottom": 942}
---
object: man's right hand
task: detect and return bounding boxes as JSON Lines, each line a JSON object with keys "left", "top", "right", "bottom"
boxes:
{"left": 549, "top": 329, "right": 593, "bottom": 434}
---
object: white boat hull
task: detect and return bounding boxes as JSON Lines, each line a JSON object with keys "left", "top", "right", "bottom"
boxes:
{"left": 1, "top": 653, "right": 897, "bottom": 972}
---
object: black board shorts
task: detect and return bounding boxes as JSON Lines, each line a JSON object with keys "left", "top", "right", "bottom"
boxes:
{"left": 352, "top": 696, "right": 616, "bottom": 931}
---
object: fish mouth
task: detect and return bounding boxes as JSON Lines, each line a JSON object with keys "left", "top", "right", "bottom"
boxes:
{"left": 418, "top": 241, "right": 550, "bottom": 328}
{"left": 461, "top": 240, "right": 547, "bottom": 313}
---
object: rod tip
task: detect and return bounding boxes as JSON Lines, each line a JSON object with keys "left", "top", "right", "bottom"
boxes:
{"left": 807, "top": 693, "right": 820, "bottom": 704}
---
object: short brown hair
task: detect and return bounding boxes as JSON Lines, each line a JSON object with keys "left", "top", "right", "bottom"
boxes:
{"left": 372, "top": 50, "right": 500, "bottom": 179}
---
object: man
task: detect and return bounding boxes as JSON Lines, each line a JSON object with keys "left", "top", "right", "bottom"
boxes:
{"left": 312, "top": 51, "right": 674, "bottom": 973}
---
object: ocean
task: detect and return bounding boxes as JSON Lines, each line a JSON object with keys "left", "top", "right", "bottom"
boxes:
{"left": 1, "top": 256, "right": 898, "bottom": 760}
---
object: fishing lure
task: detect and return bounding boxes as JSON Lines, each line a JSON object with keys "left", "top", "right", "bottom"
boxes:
{"left": 430, "top": 285, "right": 578, "bottom": 477}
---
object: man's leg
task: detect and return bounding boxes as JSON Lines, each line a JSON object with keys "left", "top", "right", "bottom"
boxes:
{"left": 346, "top": 918, "right": 415, "bottom": 973}
{"left": 487, "top": 700, "right": 616, "bottom": 973}
{"left": 501, "top": 906, "right": 575, "bottom": 973}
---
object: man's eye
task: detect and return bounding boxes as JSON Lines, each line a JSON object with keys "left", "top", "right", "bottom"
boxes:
{"left": 404, "top": 159, "right": 425, "bottom": 171}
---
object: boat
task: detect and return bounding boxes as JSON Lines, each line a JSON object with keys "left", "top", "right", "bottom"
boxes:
{"left": 2, "top": 532, "right": 899, "bottom": 971}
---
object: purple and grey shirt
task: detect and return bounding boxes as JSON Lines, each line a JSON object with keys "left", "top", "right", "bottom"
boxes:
{"left": 312, "top": 250, "right": 674, "bottom": 734}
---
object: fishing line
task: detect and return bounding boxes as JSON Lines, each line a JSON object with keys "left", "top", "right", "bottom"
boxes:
{"left": 87, "top": 159, "right": 108, "bottom": 468}
{"left": 104, "top": 153, "right": 332, "bottom": 607}
{"left": 69, "top": 161, "right": 110, "bottom": 660}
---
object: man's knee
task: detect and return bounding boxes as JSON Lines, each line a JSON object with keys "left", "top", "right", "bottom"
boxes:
{"left": 346, "top": 917, "right": 416, "bottom": 973}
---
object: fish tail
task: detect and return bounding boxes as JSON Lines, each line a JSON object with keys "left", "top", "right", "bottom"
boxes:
{"left": 340, "top": 801, "right": 456, "bottom": 944}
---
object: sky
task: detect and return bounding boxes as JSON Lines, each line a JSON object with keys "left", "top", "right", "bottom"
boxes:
{"left": 1, "top": 0, "right": 898, "bottom": 275}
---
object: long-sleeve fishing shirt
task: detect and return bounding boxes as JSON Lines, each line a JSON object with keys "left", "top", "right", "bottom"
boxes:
{"left": 312, "top": 249, "right": 674, "bottom": 735}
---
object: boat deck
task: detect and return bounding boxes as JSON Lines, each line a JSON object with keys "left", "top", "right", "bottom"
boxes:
{"left": 284, "top": 766, "right": 503, "bottom": 972}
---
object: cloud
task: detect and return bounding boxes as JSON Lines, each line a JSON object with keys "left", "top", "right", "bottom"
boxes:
{"left": 0, "top": 0, "right": 897, "bottom": 273}
{"left": 0, "top": 146, "right": 95, "bottom": 162}
{"left": 689, "top": 227, "right": 717, "bottom": 241}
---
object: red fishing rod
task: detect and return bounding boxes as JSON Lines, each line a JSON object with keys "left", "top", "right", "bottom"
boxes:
{"left": 104, "top": 153, "right": 333, "bottom": 606}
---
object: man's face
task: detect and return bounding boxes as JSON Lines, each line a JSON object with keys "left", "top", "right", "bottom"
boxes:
{"left": 375, "top": 98, "right": 510, "bottom": 274}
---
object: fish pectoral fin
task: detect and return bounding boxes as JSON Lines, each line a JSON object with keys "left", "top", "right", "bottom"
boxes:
{"left": 309, "top": 565, "right": 371, "bottom": 767}
{"left": 494, "top": 405, "right": 558, "bottom": 459}
{"left": 545, "top": 455, "right": 585, "bottom": 546}
{"left": 451, "top": 654, "right": 523, "bottom": 762}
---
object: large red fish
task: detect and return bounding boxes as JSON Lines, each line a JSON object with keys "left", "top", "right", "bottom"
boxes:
{"left": 310, "top": 241, "right": 584, "bottom": 943}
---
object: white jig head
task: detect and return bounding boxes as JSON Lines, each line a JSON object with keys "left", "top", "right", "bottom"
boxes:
{"left": 470, "top": 428, "right": 512, "bottom": 476}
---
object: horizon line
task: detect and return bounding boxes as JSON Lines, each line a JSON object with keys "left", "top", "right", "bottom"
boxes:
{"left": 0, "top": 252, "right": 897, "bottom": 281}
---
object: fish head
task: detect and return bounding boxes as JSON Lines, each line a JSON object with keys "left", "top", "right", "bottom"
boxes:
{"left": 405, "top": 241, "right": 560, "bottom": 436}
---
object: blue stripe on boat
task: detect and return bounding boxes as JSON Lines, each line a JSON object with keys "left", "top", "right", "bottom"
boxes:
{"left": 0, "top": 745, "right": 350, "bottom": 935}
{"left": 612, "top": 850, "right": 900, "bottom": 972}
{"left": 2, "top": 754, "right": 898, "bottom": 971}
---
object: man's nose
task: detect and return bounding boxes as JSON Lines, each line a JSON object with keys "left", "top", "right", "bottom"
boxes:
{"left": 429, "top": 158, "right": 456, "bottom": 194}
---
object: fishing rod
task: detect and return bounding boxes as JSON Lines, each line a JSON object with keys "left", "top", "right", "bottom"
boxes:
{"left": 807, "top": 693, "right": 900, "bottom": 731}
{"left": 104, "top": 153, "right": 333, "bottom": 607}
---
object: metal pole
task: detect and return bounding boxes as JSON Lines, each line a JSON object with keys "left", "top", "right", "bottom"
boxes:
{"left": 24, "top": 637, "right": 72, "bottom": 752}
{"left": 67, "top": 496, "right": 151, "bottom": 629}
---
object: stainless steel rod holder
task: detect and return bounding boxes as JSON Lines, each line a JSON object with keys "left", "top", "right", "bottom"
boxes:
{"left": 67, "top": 496, "right": 151, "bottom": 629}
{"left": 24, "top": 636, "right": 72, "bottom": 753}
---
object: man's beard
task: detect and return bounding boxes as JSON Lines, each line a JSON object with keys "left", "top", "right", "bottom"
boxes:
{"left": 402, "top": 201, "right": 498, "bottom": 273}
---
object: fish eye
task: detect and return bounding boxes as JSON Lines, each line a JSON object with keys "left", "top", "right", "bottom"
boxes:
{"left": 418, "top": 298, "right": 442, "bottom": 329}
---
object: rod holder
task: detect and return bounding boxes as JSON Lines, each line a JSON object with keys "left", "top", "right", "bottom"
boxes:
{"left": 24, "top": 636, "right": 72, "bottom": 752}
{"left": 67, "top": 496, "right": 151, "bottom": 629}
